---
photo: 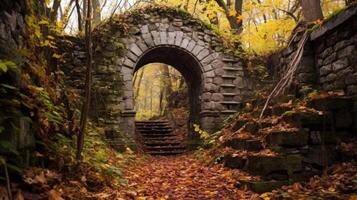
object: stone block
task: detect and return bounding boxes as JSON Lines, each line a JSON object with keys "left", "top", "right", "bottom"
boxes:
{"left": 192, "top": 45, "right": 204, "bottom": 55}
{"left": 320, "top": 47, "right": 333, "bottom": 59}
{"left": 212, "top": 93, "right": 223, "bottom": 101}
{"left": 332, "top": 58, "right": 349, "bottom": 72}
{"left": 140, "top": 25, "right": 149, "bottom": 34}
{"left": 167, "top": 32, "right": 176, "bottom": 45}
{"left": 325, "top": 73, "right": 337, "bottom": 82}
{"left": 347, "top": 85, "right": 357, "bottom": 95}
{"left": 136, "top": 41, "right": 148, "bottom": 52}
{"left": 151, "top": 31, "right": 160, "bottom": 45}
{"left": 266, "top": 130, "right": 308, "bottom": 147}
{"left": 197, "top": 48, "right": 210, "bottom": 60}
{"left": 203, "top": 64, "right": 213, "bottom": 72}
{"left": 338, "top": 45, "right": 355, "bottom": 58}
{"left": 304, "top": 145, "right": 336, "bottom": 167}
{"left": 126, "top": 51, "right": 138, "bottom": 62}
{"left": 159, "top": 31, "right": 167, "bottom": 44}
{"left": 323, "top": 53, "right": 337, "bottom": 65}
{"left": 202, "top": 92, "right": 212, "bottom": 101}
{"left": 142, "top": 33, "right": 154, "bottom": 47}
{"left": 174, "top": 31, "right": 184, "bottom": 46}
{"left": 205, "top": 70, "right": 215, "bottom": 78}
{"left": 334, "top": 39, "right": 353, "bottom": 51}
{"left": 123, "top": 58, "right": 135, "bottom": 68}
{"left": 224, "top": 139, "right": 263, "bottom": 151}
{"left": 186, "top": 40, "right": 196, "bottom": 51}
{"left": 245, "top": 155, "right": 303, "bottom": 176}
{"left": 320, "top": 64, "right": 332, "bottom": 76}
{"left": 129, "top": 43, "right": 142, "bottom": 56}
{"left": 180, "top": 38, "right": 190, "bottom": 49}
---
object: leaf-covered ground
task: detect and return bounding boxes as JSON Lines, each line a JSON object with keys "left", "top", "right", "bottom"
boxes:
{"left": 118, "top": 155, "right": 259, "bottom": 200}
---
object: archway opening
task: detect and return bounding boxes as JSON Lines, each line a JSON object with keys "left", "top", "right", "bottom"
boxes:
{"left": 133, "top": 63, "right": 189, "bottom": 137}
{"left": 132, "top": 46, "right": 203, "bottom": 140}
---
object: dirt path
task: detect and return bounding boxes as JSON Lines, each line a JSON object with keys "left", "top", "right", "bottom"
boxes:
{"left": 119, "top": 154, "right": 259, "bottom": 200}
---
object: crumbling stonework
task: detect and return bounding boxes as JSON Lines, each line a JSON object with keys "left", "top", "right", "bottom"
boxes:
{"left": 270, "top": 5, "right": 357, "bottom": 96}
{"left": 63, "top": 7, "right": 255, "bottom": 150}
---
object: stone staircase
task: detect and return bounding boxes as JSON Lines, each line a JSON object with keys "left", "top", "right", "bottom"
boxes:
{"left": 135, "top": 120, "right": 186, "bottom": 155}
{"left": 220, "top": 95, "right": 355, "bottom": 193}
{"left": 220, "top": 58, "right": 245, "bottom": 114}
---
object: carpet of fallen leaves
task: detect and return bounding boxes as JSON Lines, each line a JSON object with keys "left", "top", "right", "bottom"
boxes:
{"left": 118, "top": 155, "right": 261, "bottom": 200}
{"left": 262, "top": 162, "right": 357, "bottom": 200}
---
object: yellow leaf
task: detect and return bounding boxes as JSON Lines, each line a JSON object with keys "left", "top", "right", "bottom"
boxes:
{"left": 52, "top": 53, "right": 62, "bottom": 59}
{"left": 229, "top": 10, "right": 236, "bottom": 16}
{"left": 260, "top": 192, "right": 271, "bottom": 200}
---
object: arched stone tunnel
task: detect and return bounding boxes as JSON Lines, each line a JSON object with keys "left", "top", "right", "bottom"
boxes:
{"left": 64, "top": 6, "right": 255, "bottom": 150}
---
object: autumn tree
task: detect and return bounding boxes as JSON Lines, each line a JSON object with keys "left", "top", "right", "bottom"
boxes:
{"left": 77, "top": 0, "right": 93, "bottom": 161}
{"left": 214, "top": 0, "right": 243, "bottom": 33}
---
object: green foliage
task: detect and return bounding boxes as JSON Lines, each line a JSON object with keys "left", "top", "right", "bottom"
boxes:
{"left": 0, "top": 59, "right": 19, "bottom": 75}
{"left": 51, "top": 125, "right": 135, "bottom": 186}
{"left": 34, "top": 88, "right": 64, "bottom": 125}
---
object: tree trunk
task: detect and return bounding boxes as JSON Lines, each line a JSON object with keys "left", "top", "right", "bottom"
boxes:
{"left": 75, "top": 0, "right": 82, "bottom": 32}
{"left": 49, "top": 0, "right": 61, "bottom": 23}
{"left": 215, "top": 0, "right": 243, "bottom": 33}
{"left": 161, "top": 64, "right": 173, "bottom": 115}
{"left": 92, "top": 0, "right": 101, "bottom": 26}
{"left": 301, "top": 0, "right": 324, "bottom": 22}
{"left": 76, "top": 0, "right": 92, "bottom": 161}
{"left": 134, "top": 68, "right": 144, "bottom": 101}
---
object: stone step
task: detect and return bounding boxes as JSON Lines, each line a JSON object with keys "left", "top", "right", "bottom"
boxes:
{"left": 220, "top": 101, "right": 240, "bottom": 105}
{"left": 224, "top": 154, "right": 303, "bottom": 178}
{"left": 245, "top": 155, "right": 303, "bottom": 177}
{"left": 136, "top": 120, "right": 186, "bottom": 156}
{"left": 222, "top": 58, "right": 239, "bottom": 63}
{"left": 221, "top": 84, "right": 236, "bottom": 88}
{"left": 264, "top": 130, "right": 309, "bottom": 147}
{"left": 222, "top": 93, "right": 237, "bottom": 96}
{"left": 140, "top": 134, "right": 177, "bottom": 138}
{"left": 147, "top": 149, "right": 186, "bottom": 156}
{"left": 253, "top": 105, "right": 293, "bottom": 117}
{"left": 137, "top": 128, "right": 173, "bottom": 132}
{"left": 144, "top": 145, "right": 186, "bottom": 151}
{"left": 307, "top": 96, "right": 353, "bottom": 111}
{"left": 136, "top": 123, "right": 170, "bottom": 127}
{"left": 223, "top": 67, "right": 241, "bottom": 71}
{"left": 222, "top": 75, "right": 236, "bottom": 79}
{"left": 221, "top": 110, "right": 238, "bottom": 115}
{"left": 144, "top": 141, "right": 183, "bottom": 146}
{"left": 223, "top": 138, "right": 263, "bottom": 151}
{"left": 281, "top": 111, "right": 333, "bottom": 130}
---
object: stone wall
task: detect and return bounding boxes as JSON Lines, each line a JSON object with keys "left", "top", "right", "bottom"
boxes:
{"left": 0, "top": 0, "right": 27, "bottom": 50}
{"left": 270, "top": 5, "right": 357, "bottom": 96}
{"left": 269, "top": 5, "right": 357, "bottom": 134}
{"left": 62, "top": 6, "right": 256, "bottom": 150}
{"left": 0, "top": 0, "right": 34, "bottom": 149}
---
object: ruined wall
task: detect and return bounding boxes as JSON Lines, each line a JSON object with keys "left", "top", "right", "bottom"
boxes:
{"left": 0, "top": 0, "right": 27, "bottom": 50}
{"left": 0, "top": 0, "right": 34, "bottom": 149}
{"left": 270, "top": 5, "right": 357, "bottom": 96}
{"left": 270, "top": 5, "right": 357, "bottom": 133}
{"left": 61, "top": 6, "right": 257, "bottom": 150}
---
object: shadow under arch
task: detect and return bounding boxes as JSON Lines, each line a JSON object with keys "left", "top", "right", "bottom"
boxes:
{"left": 133, "top": 45, "right": 204, "bottom": 139}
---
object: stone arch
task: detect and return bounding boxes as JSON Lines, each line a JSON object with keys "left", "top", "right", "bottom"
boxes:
{"left": 88, "top": 6, "right": 254, "bottom": 150}
{"left": 132, "top": 45, "right": 204, "bottom": 128}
